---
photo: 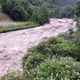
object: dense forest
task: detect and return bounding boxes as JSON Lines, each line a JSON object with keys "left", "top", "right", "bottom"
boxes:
{"left": 0, "top": 0, "right": 76, "bottom": 24}
{"left": 53, "top": 0, "right": 76, "bottom": 6}
{"left": 0, "top": 0, "right": 80, "bottom": 80}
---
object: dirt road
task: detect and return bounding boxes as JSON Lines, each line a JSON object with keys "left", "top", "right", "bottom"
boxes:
{"left": 0, "top": 18, "right": 76, "bottom": 75}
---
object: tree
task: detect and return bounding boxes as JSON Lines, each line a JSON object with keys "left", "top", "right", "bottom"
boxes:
{"left": 76, "top": 0, "right": 80, "bottom": 16}
{"left": 2, "top": 0, "right": 28, "bottom": 21}
{"left": 30, "top": 6, "right": 49, "bottom": 25}
{"left": 10, "top": 5, "right": 28, "bottom": 21}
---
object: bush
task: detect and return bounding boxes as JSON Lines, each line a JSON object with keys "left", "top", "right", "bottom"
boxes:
{"left": 73, "top": 30, "right": 80, "bottom": 61}
{"left": 1, "top": 72, "right": 22, "bottom": 80}
{"left": 22, "top": 37, "right": 79, "bottom": 80}
{"left": 22, "top": 52, "right": 45, "bottom": 71}
{"left": 2, "top": 0, "right": 18, "bottom": 13}
{"left": 30, "top": 6, "right": 49, "bottom": 25}
{"left": 25, "top": 37, "right": 77, "bottom": 59}
{"left": 2, "top": 0, "right": 28, "bottom": 21}
{"left": 10, "top": 5, "right": 28, "bottom": 21}
{"left": 23, "top": 58, "right": 80, "bottom": 80}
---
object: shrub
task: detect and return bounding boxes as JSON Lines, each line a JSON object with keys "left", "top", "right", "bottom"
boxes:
{"left": 25, "top": 37, "right": 77, "bottom": 59}
{"left": 2, "top": 0, "right": 28, "bottom": 21}
{"left": 22, "top": 52, "right": 45, "bottom": 71}
{"left": 23, "top": 58, "right": 80, "bottom": 80}
{"left": 77, "top": 18, "right": 80, "bottom": 28}
{"left": 30, "top": 6, "right": 49, "bottom": 25}
{"left": 73, "top": 30, "right": 80, "bottom": 61}
{"left": 34, "top": 11, "right": 47, "bottom": 25}
{"left": 22, "top": 37, "right": 79, "bottom": 80}
{"left": 1, "top": 72, "right": 22, "bottom": 80}
{"left": 2, "top": 0, "right": 19, "bottom": 13}
{"left": 10, "top": 5, "right": 28, "bottom": 21}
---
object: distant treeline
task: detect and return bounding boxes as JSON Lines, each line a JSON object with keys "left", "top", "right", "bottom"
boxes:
{"left": 53, "top": 0, "right": 76, "bottom": 6}
{"left": 0, "top": 0, "right": 78, "bottom": 24}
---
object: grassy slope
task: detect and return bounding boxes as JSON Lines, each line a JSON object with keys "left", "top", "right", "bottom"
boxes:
{"left": 0, "top": 21, "right": 38, "bottom": 33}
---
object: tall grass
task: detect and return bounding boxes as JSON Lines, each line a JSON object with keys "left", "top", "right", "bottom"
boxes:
{"left": 0, "top": 21, "right": 38, "bottom": 33}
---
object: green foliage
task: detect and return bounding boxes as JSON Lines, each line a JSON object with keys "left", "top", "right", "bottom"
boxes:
{"left": 1, "top": 0, "right": 49, "bottom": 24}
{"left": 1, "top": 0, "right": 76, "bottom": 23}
{"left": 58, "top": 5, "right": 75, "bottom": 18}
{"left": 22, "top": 36, "right": 80, "bottom": 80}
{"left": 2, "top": 0, "right": 28, "bottom": 21}
{"left": 25, "top": 37, "right": 77, "bottom": 59}
{"left": 22, "top": 53, "right": 45, "bottom": 71}
{"left": 49, "top": 5, "right": 75, "bottom": 18}
{"left": 23, "top": 58, "right": 80, "bottom": 80}
{"left": 76, "top": 0, "right": 80, "bottom": 16}
{"left": 73, "top": 29, "right": 80, "bottom": 61}
{"left": 47, "top": 5, "right": 60, "bottom": 18}
{"left": 77, "top": 18, "right": 80, "bottom": 28}
{"left": 10, "top": 5, "right": 28, "bottom": 21}
{"left": 59, "top": 20, "right": 80, "bottom": 61}
{"left": 32, "top": 8, "right": 49, "bottom": 25}
{"left": 0, "top": 72, "right": 22, "bottom": 80}
{"left": 46, "top": 5, "right": 75, "bottom": 18}
{"left": 22, "top": 37, "right": 79, "bottom": 79}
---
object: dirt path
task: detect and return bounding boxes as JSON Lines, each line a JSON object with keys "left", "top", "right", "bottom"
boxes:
{"left": 0, "top": 18, "right": 76, "bottom": 75}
